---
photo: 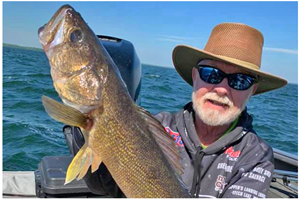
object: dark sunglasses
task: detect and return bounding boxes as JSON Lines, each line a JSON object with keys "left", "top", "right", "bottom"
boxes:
{"left": 196, "top": 65, "right": 258, "bottom": 90}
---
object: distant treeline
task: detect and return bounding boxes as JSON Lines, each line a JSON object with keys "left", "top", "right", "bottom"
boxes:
{"left": 3, "top": 43, "right": 43, "bottom": 52}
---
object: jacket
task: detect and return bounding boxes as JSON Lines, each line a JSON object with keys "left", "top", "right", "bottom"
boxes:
{"left": 155, "top": 102, "right": 274, "bottom": 198}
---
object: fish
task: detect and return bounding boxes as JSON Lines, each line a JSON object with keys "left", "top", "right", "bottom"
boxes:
{"left": 38, "top": 4, "right": 190, "bottom": 198}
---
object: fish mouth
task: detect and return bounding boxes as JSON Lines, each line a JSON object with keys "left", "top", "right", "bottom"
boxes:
{"left": 38, "top": 4, "right": 75, "bottom": 48}
{"left": 38, "top": 26, "right": 45, "bottom": 36}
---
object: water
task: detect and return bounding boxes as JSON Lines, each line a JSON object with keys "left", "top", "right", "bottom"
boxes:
{"left": 3, "top": 45, "right": 298, "bottom": 171}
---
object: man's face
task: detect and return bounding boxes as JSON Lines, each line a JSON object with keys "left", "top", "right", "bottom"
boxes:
{"left": 192, "top": 59, "right": 258, "bottom": 126}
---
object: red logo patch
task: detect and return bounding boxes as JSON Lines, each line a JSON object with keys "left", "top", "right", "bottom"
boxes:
{"left": 225, "top": 146, "right": 241, "bottom": 158}
{"left": 164, "top": 127, "right": 184, "bottom": 147}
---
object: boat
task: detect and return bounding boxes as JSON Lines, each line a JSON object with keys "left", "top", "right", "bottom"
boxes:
{"left": 3, "top": 36, "right": 298, "bottom": 198}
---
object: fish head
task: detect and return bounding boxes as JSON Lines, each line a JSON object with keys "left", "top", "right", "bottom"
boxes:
{"left": 38, "top": 5, "right": 108, "bottom": 113}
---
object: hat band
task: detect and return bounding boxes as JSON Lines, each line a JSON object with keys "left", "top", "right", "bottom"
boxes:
{"left": 216, "top": 55, "right": 260, "bottom": 70}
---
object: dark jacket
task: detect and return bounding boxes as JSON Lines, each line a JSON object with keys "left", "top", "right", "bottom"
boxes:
{"left": 155, "top": 102, "right": 274, "bottom": 198}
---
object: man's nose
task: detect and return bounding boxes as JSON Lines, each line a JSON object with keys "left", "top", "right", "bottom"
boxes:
{"left": 213, "top": 78, "right": 230, "bottom": 96}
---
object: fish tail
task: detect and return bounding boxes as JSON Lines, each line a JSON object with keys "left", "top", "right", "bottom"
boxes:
{"left": 64, "top": 144, "right": 102, "bottom": 185}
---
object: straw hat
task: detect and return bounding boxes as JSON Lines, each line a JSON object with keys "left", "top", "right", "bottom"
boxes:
{"left": 172, "top": 22, "right": 287, "bottom": 95}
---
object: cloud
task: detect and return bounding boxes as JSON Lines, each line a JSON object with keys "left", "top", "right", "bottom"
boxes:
{"left": 263, "top": 47, "right": 298, "bottom": 55}
{"left": 156, "top": 34, "right": 204, "bottom": 43}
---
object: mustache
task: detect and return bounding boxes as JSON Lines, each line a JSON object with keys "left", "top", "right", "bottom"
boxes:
{"left": 203, "top": 92, "right": 233, "bottom": 107}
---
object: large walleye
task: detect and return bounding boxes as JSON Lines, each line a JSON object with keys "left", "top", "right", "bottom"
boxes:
{"left": 38, "top": 4, "right": 189, "bottom": 198}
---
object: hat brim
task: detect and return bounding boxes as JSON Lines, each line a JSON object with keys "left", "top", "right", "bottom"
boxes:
{"left": 172, "top": 45, "right": 287, "bottom": 95}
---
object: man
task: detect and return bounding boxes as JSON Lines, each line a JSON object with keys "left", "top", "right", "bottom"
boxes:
{"left": 65, "top": 22, "right": 287, "bottom": 197}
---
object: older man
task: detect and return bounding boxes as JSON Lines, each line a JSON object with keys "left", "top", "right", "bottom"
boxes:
{"left": 66, "top": 23, "right": 287, "bottom": 198}
{"left": 155, "top": 22, "right": 287, "bottom": 197}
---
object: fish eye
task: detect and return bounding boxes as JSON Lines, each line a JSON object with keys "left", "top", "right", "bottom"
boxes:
{"left": 70, "top": 30, "right": 82, "bottom": 43}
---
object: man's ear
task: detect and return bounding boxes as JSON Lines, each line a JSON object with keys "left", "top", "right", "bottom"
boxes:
{"left": 192, "top": 68, "right": 197, "bottom": 81}
{"left": 252, "top": 83, "right": 259, "bottom": 95}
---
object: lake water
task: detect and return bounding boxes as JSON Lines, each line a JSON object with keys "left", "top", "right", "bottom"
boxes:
{"left": 3, "top": 45, "right": 298, "bottom": 171}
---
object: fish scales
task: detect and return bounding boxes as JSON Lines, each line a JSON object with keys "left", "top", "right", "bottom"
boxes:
{"left": 92, "top": 68, "right": 183, "bottom": 197}
{"left": 39, "top": 4, "right": 189, "bottom": 198}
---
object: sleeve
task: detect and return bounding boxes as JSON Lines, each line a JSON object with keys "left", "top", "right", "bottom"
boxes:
{"left": 154, "top": 111, "right": 175, "bottom": 127}
{"left": 221, "top": 137, "right": 274, "bottom": 198}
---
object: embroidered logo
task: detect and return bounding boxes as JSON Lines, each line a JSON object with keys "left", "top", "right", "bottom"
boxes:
{"left": 224, "top": 146, "right": 241, "bottom": 161}
{"left": 164, "top": 126, "right": 184, "bottom": 147}
{"left": 215, "top": 175, "right": 226, "bottom": 194}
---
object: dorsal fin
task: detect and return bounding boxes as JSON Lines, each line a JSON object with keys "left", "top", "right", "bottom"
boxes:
{"left": 135, "top": 105, "right": 183, "bottom": 176}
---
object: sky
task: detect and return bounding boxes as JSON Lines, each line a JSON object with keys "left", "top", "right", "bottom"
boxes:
{"left": 2, "top": 1, "right": 298, "bottom": 84}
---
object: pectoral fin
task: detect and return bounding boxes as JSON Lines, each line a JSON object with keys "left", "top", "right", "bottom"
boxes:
{"left": 42, "top": 95, "right": 102, "bottom": 184}
{"left": 65, "top": 144, "right": 102, "bottom": 185}
{"left": 42, "top": 95, "right": 89, "bottom": 129}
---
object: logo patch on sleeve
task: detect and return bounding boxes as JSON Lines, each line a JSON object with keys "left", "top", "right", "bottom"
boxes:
{"left": 164, "top": 126, "right": 184, "bottom": 147}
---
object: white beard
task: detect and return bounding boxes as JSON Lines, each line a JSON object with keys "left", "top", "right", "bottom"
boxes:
{"left": 192, "top": 92, "right": 248, "bottom": 126}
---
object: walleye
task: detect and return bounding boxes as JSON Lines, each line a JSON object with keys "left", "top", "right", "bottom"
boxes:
{"left": 38, "top": 4, "right": 189, "bottom": 198}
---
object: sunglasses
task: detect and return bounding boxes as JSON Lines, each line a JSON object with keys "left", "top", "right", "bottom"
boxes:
{"left": 196, "top": 65, "right": 258, "bottom": 91}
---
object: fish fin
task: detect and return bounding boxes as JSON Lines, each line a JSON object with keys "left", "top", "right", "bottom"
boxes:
{"left": 65, "top": 144, "right": 93, "bottom": 184}
{"left": 42, "top": 95, "right": 88, "bottom": 129}
{"left": 91, "top": 151, "right": 102, "bottom": 173}
{"left": 77, "top": 148, "right": 92, "bottom": 180}
{"left": 136, "top": 105, "right": 184, "bottom": 176}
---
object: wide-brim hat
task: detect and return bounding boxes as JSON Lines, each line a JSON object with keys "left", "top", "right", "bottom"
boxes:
{"left": 172, "top": 23, "right": 287, "bottom": 95}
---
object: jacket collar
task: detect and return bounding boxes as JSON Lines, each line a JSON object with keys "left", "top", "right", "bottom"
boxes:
{"left": 176, "top": 102, "right": 254, "bottom": 156}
